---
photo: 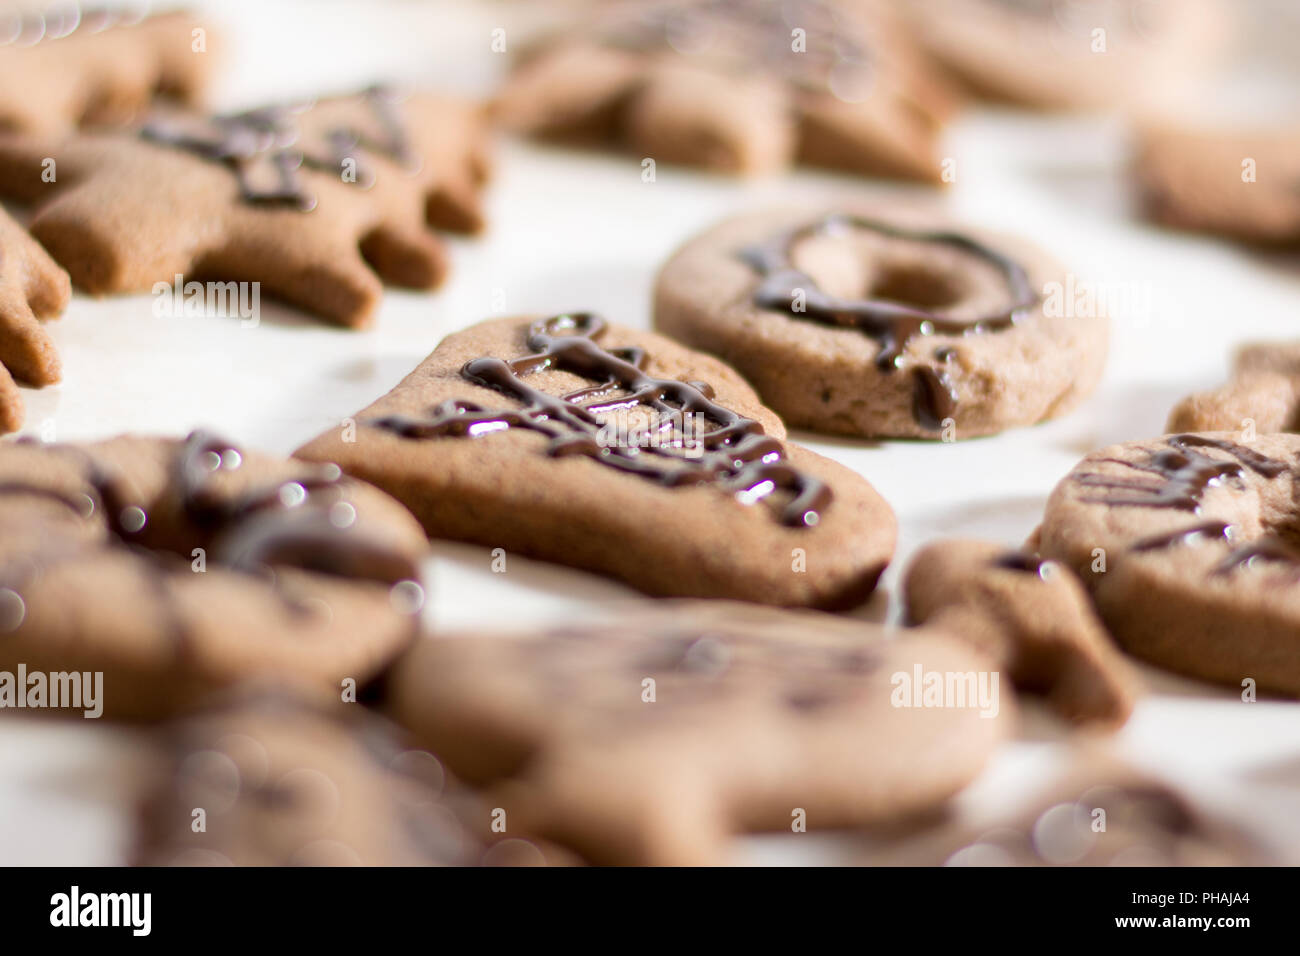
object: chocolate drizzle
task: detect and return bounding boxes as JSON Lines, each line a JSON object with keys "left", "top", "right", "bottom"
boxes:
{"left": 368, "top": 313, "right": 832, "bottom": 527}
{"left": 1213, "top": 541, "right": 1300, "bottom": 579}
{"left": 993, "top": 551, "right": 1050, "bottom": 576}
{"left": 1076, "top": 434, "right": 1289, "bottom": 512}
{"left": 1132, "top": 521, "right": 1232, "bottom": 552}
{"left": 739, "top": 214, "right": 1037, "bottom": 430}
{"left": 601, "top": 0, "right": 867, "bottom": 92}
{"left": 168, "top": 431, "right": 418, "bottom": 584}
{"left": 140, "top": 86, "right": 414, "bottom": 211}
{"left": 1131, "top": 523, "right": 1300, "bottom": 582}
{"left": 2, "top": 431, "right": 417, "bottom": 586}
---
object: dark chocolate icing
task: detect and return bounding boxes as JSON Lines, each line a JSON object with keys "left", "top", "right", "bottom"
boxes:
{"left": 368, "top": 312, "right": 832, "bottom": 527}
{"left": 1076, "top": 434, "right": 1288, "bottom": 512}
{"left": 993, "top": 551, "right": 1049, "bottom": 575}
{"left": 3, "top": 431, "right": 416, "bottom": 586}
{"left": 740, "top": 214, "right": 1037, "bottom": 429}
{"left": 601, "top": 0, "right": 867, "bottom": 91}
{"left": 1132, "top": 520, "right": 1233, "bottom": 552}
{"left": 1212, "top": 540, "right": 1300, "bottom": 578}
{"left": 140, "top": 86, "right": 413, "bottom": 211}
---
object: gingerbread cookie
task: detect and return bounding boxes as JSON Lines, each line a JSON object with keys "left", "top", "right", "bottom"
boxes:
{"left": 653, "top": 206, "right": 1108, "bottom": 439}
{"left": 0, "top": 86, "right": 491, "bottom": 327}
{"left": 1033, "top": 432, "right": 1300, "bottom": 695}
{"left": 0, "top": 430, "right": 429, "bottom": 719}
{"left": 904, "top": 0, "right": 1227, "bottom": 111}
{"left": 867, "top": 754, "right": 1267, "bottom": 866}
{"left": 137, "top": 692, "right": 481, "bottom": 866}
{"left": 382, "top": 602, "right": 1011, "bottom": 866}
{"left": 904, "top": 540, "right": 1139, "bottom": 729}
{"left": 1135, "top": 126, "right": 1300, "bottom": 244}
{"left": 0, "top": 205, "right": 69, "bottom": 433}
{"left": 493, "top": 0, "right": 956, "bottom": 181}
{"left": 1168, "top": 341, "right": 1300, "bottom": 434}
{"left": 0, "top": 8, "right": 212, "bottom": 134}
{"left": 295, "top": 312, "right": 897, "bottom": 608}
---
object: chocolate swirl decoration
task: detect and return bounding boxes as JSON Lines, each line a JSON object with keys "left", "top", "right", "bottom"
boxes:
{"left": 1075, "top": 434, "right": 1288, "bottom": 512}
{"left": 740, "top": 214, "right": 1038, "bottom": 430}
{"left": 368, "top": 312, "right": 832, "bottom": 528}
{"left": 140, "top": 86, "right": 414, "bottom": 212}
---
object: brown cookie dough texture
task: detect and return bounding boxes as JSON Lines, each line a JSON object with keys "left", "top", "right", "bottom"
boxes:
{"left": 653, "top": 205, "right": 1108, "bottom": 439}
{"left": 382, "top": 602, "right": 1012, "bottom": 866}
{"left": 0, "top": 431, "right": 429, "bottom": 719}
{"left": 493, "top": 0, "right": 957, "bottom": 181}
{"left": 136, "top": 692, "right": 484, "bottom": 866}
{"left": 295, "top": 313, "right": 898, "bottom": 608}
{"left": 904, "top": 539, "right": 1139, "bottom": 729}
{"left": 1033, "top": 432, "right": 1300, "bottom": 695}
{"left": 1168, "top": 341, "right": 1300, "bottom": 434}
{"left": 0, "top": 8, "right": 213, "bottom": 134}
{"left": 866, "top": 752, "right": 1268, "bottom": 866}
{"left": 904, "top": 0, "right": 1228, "bottom": 111}
{"left": 1134, "top": 125, "right": 1300, "bottom": 244}
{"left": 0, "top": 205, "right": 69, "bottom": 433}
{"left": 0, "top": 87, "right": 492, "bottom": 327}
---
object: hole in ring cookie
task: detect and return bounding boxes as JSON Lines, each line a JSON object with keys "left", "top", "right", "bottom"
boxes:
{"left": 867, "top": 262, "right": 966, "bottom": 311}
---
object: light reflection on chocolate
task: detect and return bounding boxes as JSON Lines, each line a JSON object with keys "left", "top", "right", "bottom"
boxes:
{"left": 368, "top": 313, "right": 832, "bottom": 528}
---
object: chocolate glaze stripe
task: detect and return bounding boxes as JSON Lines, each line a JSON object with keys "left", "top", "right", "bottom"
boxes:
{"left": 1132, "top": 520, "right": 1233, "bottom": 552}
{"left": 1213, "top": 541, "right": 1300, "bottom": 578}
{"left": 141, "top": 86, "right": 414, "bottom": 211}
{"left": 1076, "top": 434, "right": 1289, "bottom": 512}
{"left": 1118, "top": 518, "right": 1300, "bottom": 583}
{"left": 992, "top": 551, "right": 1050, "bottom": 576}
{"left": 5, "top": 431, "right": 417, "bottom": 585}
{"left": 367, "top": 312, "right": 832, "bottom": 528}
{"left": 171, "top": 430, "right": 418, "bottom": 584}
{"left": 739, "top": 214, "right": 1038, "bottom": 430}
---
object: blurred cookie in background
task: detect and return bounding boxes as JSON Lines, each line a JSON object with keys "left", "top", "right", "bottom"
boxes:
{"left": 493, "top": 0, "right": 958, "bottom": 181}
{"left": 0, "top": 5, "right": 215, "bottom": 134}
{"left": 1134, "top": 125, "right": 1300, "bottom": 244}
{"left": 903, "top": 0, "right": 1230, "bottom": 112}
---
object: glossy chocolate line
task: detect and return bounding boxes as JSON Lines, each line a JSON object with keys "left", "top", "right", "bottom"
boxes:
{"left": 1076, "top": 435, "right": 1289, "bottom": 512}
{"left": 740, "top": 214, "right": 1036, "bottom": 429}
{"left": 172, "top": 430, "right": 418, "bottom": 585}
{"left": 1213, "top": 540, "right": 1300, "bottom": 578}
{"left": 140, "top": 86, "right": 413, "bottom": 211}
{"left": 0, "top": 481, "right": 91, "bottom": 517}
{"left": 1132, "top": 520, "right": 1232, "bottom": 551}
{"left": 992, "top": 551, "right": 1048, "bottom": 575}
{"left": 368, "top": 312, "right": 832, "bottom": 527}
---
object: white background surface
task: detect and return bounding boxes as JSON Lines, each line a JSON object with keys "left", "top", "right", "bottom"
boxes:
{"left": 1, "top": 0, "right": 1299, "bottom": 865}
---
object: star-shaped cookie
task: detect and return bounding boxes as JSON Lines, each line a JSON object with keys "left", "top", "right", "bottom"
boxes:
{"left": 0, "top": 204, "right": 69, "bottom": 433}
{"left": 494, "top": 0, "right": 956, "bottom": 180}
{"left": 0, "top": 86, "right": 491, "bottom": 327}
